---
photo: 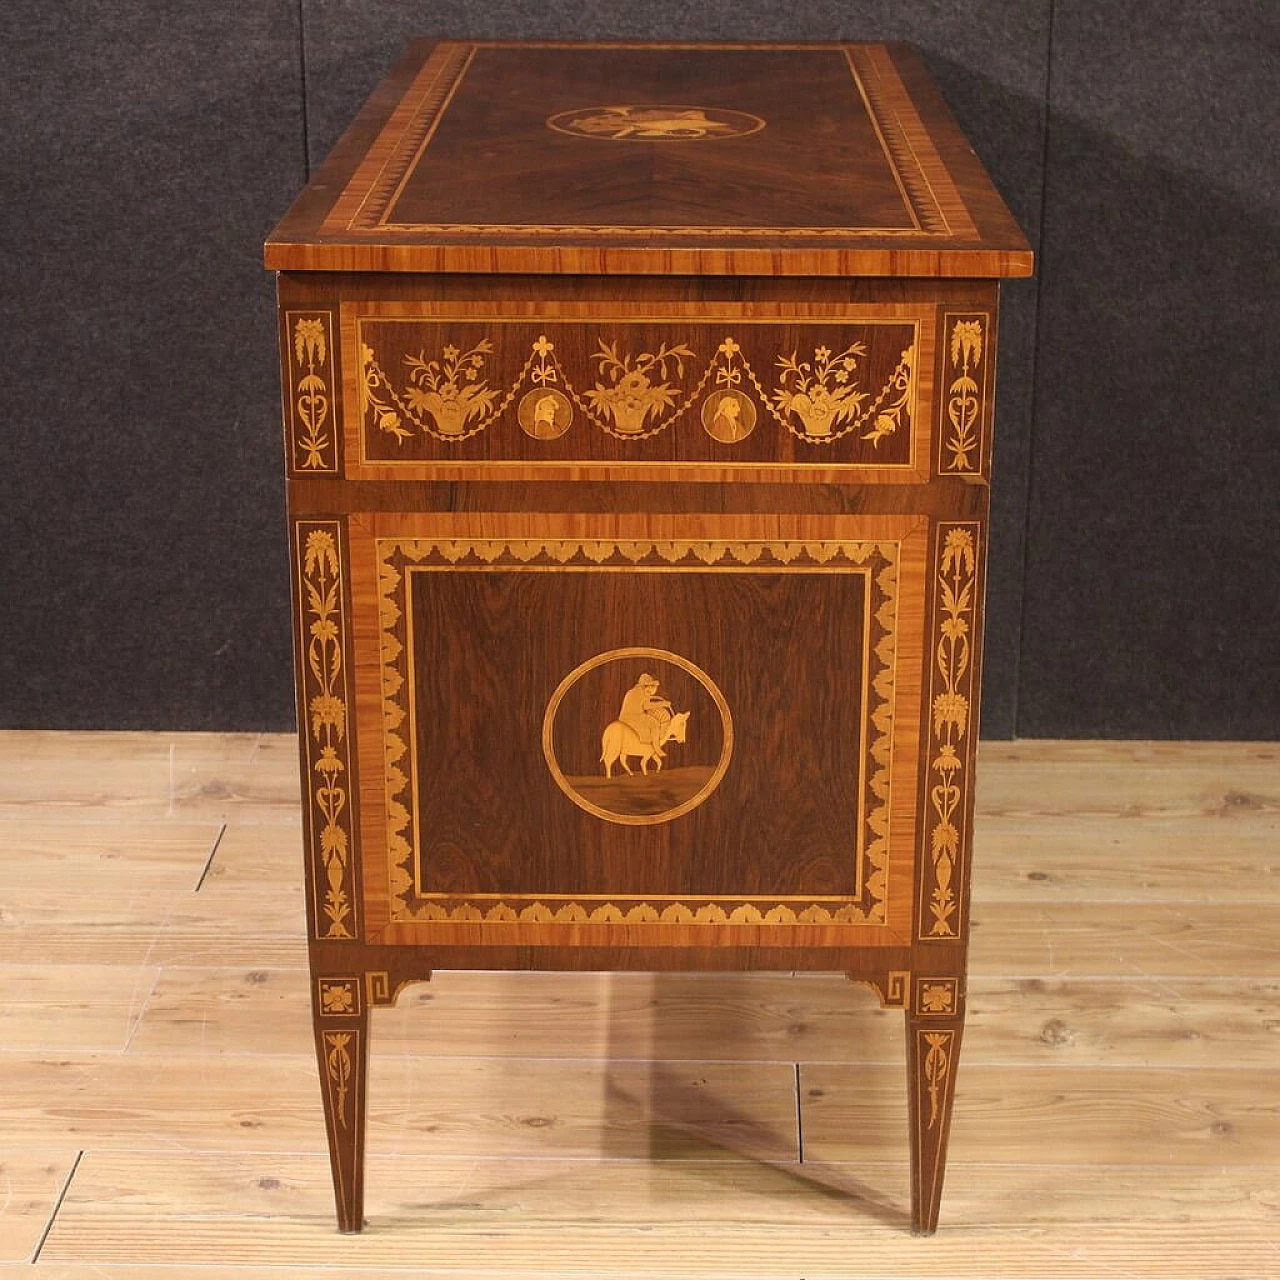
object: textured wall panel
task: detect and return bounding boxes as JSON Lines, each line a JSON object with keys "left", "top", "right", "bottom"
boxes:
{"left": 0, "top": 2, "right": 305, "bottom": 729}
{"left": 1019, "top": 1, "right": 1280, "bottom": 736}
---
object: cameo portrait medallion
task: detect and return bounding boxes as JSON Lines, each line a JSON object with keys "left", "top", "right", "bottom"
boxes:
{"left": 701, "top": 389, "right": 758, "bottom": 443}
{"left": 517, "top": 388, "right": 574, "bottom": 440}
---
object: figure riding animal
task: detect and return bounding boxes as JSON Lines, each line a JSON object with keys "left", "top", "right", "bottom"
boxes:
{"left": 601, "top": 711, "right": 690, "bottom": 778}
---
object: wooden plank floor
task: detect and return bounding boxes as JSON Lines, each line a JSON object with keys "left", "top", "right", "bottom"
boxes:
{"left": 0, "top": 733, "right": 1276, "bottom": 1279}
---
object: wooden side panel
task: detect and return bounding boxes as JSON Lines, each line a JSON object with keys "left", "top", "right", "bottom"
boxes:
{"left": 278, "top": 262, "right": 1002, "bottom": 1237}
{"left": 348, "top": 512, "right": 928, "bottom": 952}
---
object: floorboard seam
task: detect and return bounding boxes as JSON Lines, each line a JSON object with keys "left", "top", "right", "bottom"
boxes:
{"left": 30, "top": 1149, "right": 83, "bottom": 1263}
{"left": 193, "top": 822, "right": 228, "bottom": 893}
{"left": 795, "top": 1062, "right": 805, "bottom": 1163}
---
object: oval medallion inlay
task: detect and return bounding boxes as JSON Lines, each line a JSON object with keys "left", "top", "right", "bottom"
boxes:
{"left": 701, "top": 389, "right": 758, "bottom": 443}
{"left": 542, "top": 648, "right": 734, "bottom": 826}
{"left": 546, "top": 105, "right": 765, "bottom": 142}
{"left": 517, "top": 387, "right": 574, "bottom": 439}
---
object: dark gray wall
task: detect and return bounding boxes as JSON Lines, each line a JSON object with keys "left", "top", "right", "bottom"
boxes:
{"left": 1, "top": 3, "right": 1274, "bottom": 738}
{"left": 1019, "top": 2, "right": 1280, "bottom": 736}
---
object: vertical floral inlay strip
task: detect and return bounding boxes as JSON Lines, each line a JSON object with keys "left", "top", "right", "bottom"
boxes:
{"left": 287, "top": 313, "right": 337, "bottom": 472}
{"left": 921, "top": 1030, "right": 954, "bottom": 1129}
{"left": 940, "top": 314, "right": 987, "bottom": 474}
{"left": 297, "top": 522, "right": 357, "bottom": 940}
{"left": 322, "top": 1031, "right": 356, "bottom": 1129}
{"left": 921, "top": 523, "right": 980, "bottom": 938}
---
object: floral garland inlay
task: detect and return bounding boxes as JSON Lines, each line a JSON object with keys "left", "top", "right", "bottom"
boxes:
{"left": 361, "top": 332, "right": 915, "bottom": 447}
{"left": 584, "top": 338, "right": 698, "bottom": 436}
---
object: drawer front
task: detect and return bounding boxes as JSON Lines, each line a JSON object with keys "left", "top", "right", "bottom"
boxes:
{"left": 289, "top": 511, "right": 951, "bottom": 951}
{"left": 281, "top": 298, "right": 999, "bottom": 485}
{"left": 340, "top": 302, "right": 937, "bottom": 484}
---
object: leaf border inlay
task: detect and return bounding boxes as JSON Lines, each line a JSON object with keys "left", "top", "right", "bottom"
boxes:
{"left": 373, "top": 536, "right": 901, "bottom": 927}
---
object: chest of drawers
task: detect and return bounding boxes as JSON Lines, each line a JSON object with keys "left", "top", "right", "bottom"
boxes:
{"left": 266, "top": 40, "right": 1032, "bottom": 1234}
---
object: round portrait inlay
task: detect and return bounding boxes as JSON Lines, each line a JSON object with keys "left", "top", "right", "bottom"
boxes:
{"left": 701, "top": 389, "right": 758, "bottom": 443}
{"left": 546, "top": 105, "right": 765, "bottom": 143}
{"left": 517, "top": 388, "right": 573, "bottom": 440}
{"left": 542, "top": 648, "right": 734, "bottom": 826}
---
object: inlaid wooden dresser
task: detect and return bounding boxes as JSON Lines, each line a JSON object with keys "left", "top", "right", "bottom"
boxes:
{"left": 265, "top": 40, "right": 1032, "bottom": 1234}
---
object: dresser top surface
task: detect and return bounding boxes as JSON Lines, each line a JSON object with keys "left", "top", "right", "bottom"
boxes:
{"left": 265, "top": 41, "right": 1032, "bottom": 278}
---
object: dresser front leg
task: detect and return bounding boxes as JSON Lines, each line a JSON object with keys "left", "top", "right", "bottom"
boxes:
{"left": 905, "top": 1007, "right": 964, "bottom": 1235}
{"left": 312, "top": 976, "right": 370, "bottom": 1232}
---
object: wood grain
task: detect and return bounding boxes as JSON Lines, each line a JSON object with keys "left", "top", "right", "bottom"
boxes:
{"left": 0, "top": 819, "right": 219, "bottom": 890}
{"left": 199, "top": 799, "right": 1280, "bottom": 909}
{"left": 265, "top": 42, "right": 1033, "bottom": 278}
{"left": 967, "top": 901, "right": 1280, "bottom": 978}
{"left": 0, "top": 732, "right": 301, "bottom": 824}
{"left": 1, "top": 735, "right": 1277, "bottom": 1274}
{"left": 0, "top": 1053, "right": 797, "bottom": 1162}
{"left": 0, "top": 965, "right": 159, "bottom": 1053}
{"left": 972, "top": 812, "right": 1280, "bottom": 902}
{"left": 128, "top": 969, "right": 1280, "bottom": 1069}
{"left": 0, "top": 863, "right": 307, "bottom": 969}
{"left": 38, "top": 1153, "right": 1280, "bottom": 1276}
{"left": 0, "top": 919, "right": 307, "bottom": 971}
{"left": 801, "top": 1062, "right": 1280, "bottom": 1166}
{"left": 195, "top": 823, "right": 304, "bottom": 890}
{"left": 974, "top": 740, "right": 1280, "bottom": 818}
{"left": 0, "top": 1149, "right": 80, "bottom": 1263}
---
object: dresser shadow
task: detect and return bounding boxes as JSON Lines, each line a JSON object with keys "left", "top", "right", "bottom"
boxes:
{"left": 596, "top": 971, "right": 910, "bottom": 1229}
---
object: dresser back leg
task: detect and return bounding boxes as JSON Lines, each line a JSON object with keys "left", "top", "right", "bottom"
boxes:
{"left": 312, "top": 975, "right": 370, "bottom": 1232}
{"left": 905, "top": 1008, "right": 965, "bottom": 1234}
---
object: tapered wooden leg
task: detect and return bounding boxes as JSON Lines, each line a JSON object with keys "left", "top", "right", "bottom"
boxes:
{"left": 906, "top": 1008, "right": 964, "bottom": 1234}
{"left": 312, "top": 976, "right": 369, "bottom": 1232}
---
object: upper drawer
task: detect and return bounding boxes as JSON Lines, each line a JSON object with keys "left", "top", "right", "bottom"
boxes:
{"left": 280, "top": 300, "right": 995, "bottom": 483}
